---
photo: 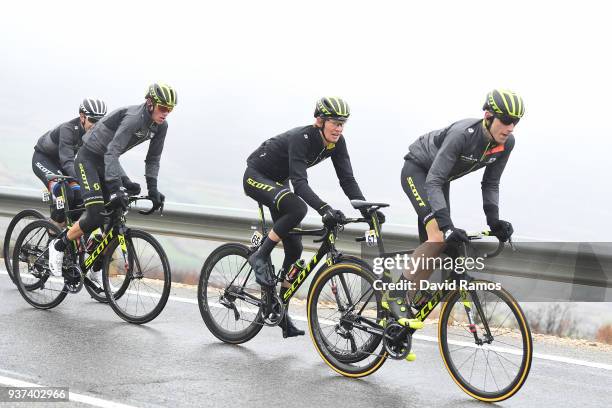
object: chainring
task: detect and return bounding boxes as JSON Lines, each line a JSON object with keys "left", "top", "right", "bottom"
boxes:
{"left": 383, "top": 322, "right": 412, "bottom": 359}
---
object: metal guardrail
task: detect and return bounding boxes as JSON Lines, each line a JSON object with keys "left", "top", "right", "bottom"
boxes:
{"left": 1, "top": 192, "right": 611, "bottom": 291}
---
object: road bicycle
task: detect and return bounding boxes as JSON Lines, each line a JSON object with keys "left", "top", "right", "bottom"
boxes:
{"left": 197, "top": 201, "right": 375, "bottom": 344}
{"left": 307, "top": 201, "right": 532, "bottom": 402}
{"left": 11, "top": 173, "right": 172, "bottom": 324}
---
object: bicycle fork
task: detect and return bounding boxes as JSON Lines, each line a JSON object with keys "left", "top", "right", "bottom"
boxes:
{"left": 461, "top": 290, "right": 494, "bottom": 345}
{"left": 117, "top": 226, "right": 140, "bottom": 280}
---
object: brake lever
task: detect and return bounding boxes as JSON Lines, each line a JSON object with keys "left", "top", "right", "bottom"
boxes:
{"left": 508, "top": 237, "right": 516, "bottom": 252}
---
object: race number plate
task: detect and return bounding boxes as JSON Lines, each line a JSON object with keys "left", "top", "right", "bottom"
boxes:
{"left": 56, "top": 197, "right": 65, "bottom": 210}
{"left": 42, "top": 189, "right": 50, "bottom": 202}
{"left": 251, "top": 230, "right": 263, "bottom": 247}
{"left": 365, "top": 229, "right": 377, "bottom": 246}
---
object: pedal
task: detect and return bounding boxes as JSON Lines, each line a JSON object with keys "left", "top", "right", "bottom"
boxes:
{"left": 397, "top": 318, "right": 424, "bottom": 329}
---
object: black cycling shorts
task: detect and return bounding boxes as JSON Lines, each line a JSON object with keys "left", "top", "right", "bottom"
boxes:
{"left": 400, "top": 158, "right": 449, "bottom": 242}
{"left": 243, "top": 167, "right": 293, "bottom": 211}
{"left": 75, "top": 147, "right": 109, "bottom": 207}
{"left": 32, "top": 150, "right": 62, "bottom": 188}
{"left": 32, "top": 150, "right": 83, "bottom": 222}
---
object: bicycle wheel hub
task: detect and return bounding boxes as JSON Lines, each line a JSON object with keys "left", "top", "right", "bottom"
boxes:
{"left": 339, "top": 312, "right": 358, "bottom": 331}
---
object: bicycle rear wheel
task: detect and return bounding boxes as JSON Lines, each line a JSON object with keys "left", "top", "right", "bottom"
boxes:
{"left": 438, "top": 281, "right": 532, "bottom": 402}
{"left": 308, "top": 262, "right": 387, "bottom": 378}
{"left": 12, "top": 220, "right": 68, "bottom": 309}
{"left": 102, "top": 229, "right": 171, "bottom": 324}
{"left": 3, "top": 209, "right": 45, "bottom": 282}
{"left": 198, "top": 243, "right": 264, "bottom": 344}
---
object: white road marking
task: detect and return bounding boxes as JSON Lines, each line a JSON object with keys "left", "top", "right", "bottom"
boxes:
{"left": 0, "top": 374, "right": 138, "bottom": 408}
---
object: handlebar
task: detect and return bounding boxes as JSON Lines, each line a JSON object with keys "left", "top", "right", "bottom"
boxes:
{"left": 287, "top": 216, "right": 369, "bottom": 242}
{"left": 138, "top": 196, "right": 164, "bottom": 215}
{"left": 465, "top": 231, "right": 512, "bottom": 258}
{"left": 353, "top": 228, "right": 511, "bottom": 258}
{"left": 99, "top": 195, "right": 163, "bottom": 217}
{"left": 45, "top": 173, "right": 77, "bottom": 182}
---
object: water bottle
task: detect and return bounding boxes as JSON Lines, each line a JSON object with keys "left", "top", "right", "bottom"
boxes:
{"left": 86, "top": 228, "right": 103, "bottom": 253}
{"left": 286, "top": 259, "right": 305, "bottom": 283}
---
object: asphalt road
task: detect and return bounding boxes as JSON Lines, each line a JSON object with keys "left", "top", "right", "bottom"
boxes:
{"left": 1, "top": 270, "right": 611, "bottom": 408}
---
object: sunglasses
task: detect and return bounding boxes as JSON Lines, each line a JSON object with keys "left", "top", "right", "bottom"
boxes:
{"left": 156, "top": 104, "right": 173, "bottom": 113}
{"left": 86, "top": 116, "right": 100, "bottom": 123}
{"left": 327, "top": 119, "right": 346, "bottom": 127}
{"left": 496, "top": 114, "right": 520, "bottom": 126}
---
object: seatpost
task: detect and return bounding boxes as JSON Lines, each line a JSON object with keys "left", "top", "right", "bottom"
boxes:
{"left": 371, "top": 211, "right": 386, "bottom": 256}
{"left": 258, "top": 203, "right": 267, "bottom": 235}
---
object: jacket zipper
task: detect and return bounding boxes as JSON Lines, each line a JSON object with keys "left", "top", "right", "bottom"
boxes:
{"left": 308, "top": 146, "right": 327, "bottom": 168}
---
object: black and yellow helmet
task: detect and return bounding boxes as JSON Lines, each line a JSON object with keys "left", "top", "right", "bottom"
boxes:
{"left": 483, "top": 89, "right": 525, "bottom": 119}
{"left": 146, "top": 83, "right": 178, "bottom": 108}
{"left": 314, "top": 97, "right": 350, "bottom": 121}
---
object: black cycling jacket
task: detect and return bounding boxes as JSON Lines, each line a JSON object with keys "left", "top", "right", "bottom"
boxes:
{"left": 34, "top": 117, "right": 85, "bottom": 179}
{"left": 247, "top": 125, "right": 365, "bottom": 213}
{"left": 82, "top": 103, "right": 167, "bottom": 184}
{"left": 405, "top": 118, "right": 515, "bottom": 229}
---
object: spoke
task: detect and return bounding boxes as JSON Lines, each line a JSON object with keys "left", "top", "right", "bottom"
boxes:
{"left": 449, "top": 344, "right": 474, "bottom": 353}
{"left": 490, "top": 338, "right": 524, "bottom": 350}
{"left": 493, "top": 349, "right": 517, "bottom": 382}
{"left": 468, "top": 348, "right": 479, "bottom": 384}
{"left": 456, "top": 348, "right": 478, "bottom": 371}
{"left": 489, "top": 349, "right": 521, "bottom": 368}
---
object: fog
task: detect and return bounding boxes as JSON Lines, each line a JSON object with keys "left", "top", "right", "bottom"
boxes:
{"left": 1, "top": 0, "right": 610, "bottom": 240}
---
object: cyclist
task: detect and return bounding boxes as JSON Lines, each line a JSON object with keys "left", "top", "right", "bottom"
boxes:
{"left": 244, "top": 96, "right": 384, "bottom": 338}
{"left": 391, "top": 89, "right": 524, "bottom": 320}
{"left": 32, "top": 98, "right": 107, "bottom": 223}
{"left": 48, "top": 83, "right": 177, "bottom": 281}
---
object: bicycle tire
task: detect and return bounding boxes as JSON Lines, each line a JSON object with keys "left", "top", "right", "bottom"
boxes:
{"left": 12, "top": 219, "right": 68, "bottom": 309}
{"left": 102, "top": 228, "right": 171, "bottom": 324}
{"left": 308, "top": 262, "right": 387, "bottom": 378}
{"left": 3, "top": 209, "right": 45, "bottom": 282}
{"left": 198, "top": 243, "right": 264, "bottom": 344}
{"left": 438, "top": 281, "right": 532, "bottom": 401}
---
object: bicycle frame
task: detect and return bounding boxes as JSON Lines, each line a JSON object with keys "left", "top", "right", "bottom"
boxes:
{"left": 80, "top": 219, "right": 128, "bottom": 272}
{"left": 364, "top": 218, "right": 503, "bottom": 343}
{"left": 254, "top": 203, "right": 359, "bottom": 304}
{"left": 281, "top": 231, "right": 335, "bottom": 302}
{"left": 251, "top": 203, "right": 487, "bottom": 337}
{"left": 53, "top": 179, "right": 138, "bottom": 290}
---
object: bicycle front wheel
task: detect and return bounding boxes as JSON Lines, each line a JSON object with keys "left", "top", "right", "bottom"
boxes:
{"left": 3, "top": 209, "right": 45, "bottom": 282}
{"left": 308, "top": 262, "right": 387, "bottom": 378}
{"left": 102, "top": 229, "right": 171, "bottom": 324}
{"left": 198, "top": 243, "right": 264, "bottom": 344}
{"left": 439, "top": 280, "right": 532, "bottom": 402}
